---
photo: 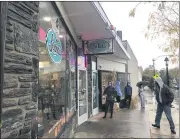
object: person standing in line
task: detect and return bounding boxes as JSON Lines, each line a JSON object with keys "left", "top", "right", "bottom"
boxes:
{"left": 152, "top": 77, "right": 176, "bottom": 134}
{"left": 115, "top": 80, "right": 122, "bottom": 106}
{"left": 138, "top": 84, "right": 145, "bottom": 108}
{"left": 103, "top": 81, "right": 117, "bottom": 119}
{"left": 124, "top": 82, "right": 132, "bottom": 109}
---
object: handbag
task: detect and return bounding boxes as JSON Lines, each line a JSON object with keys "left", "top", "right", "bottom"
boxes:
{"left": 44, "top": 107, "right": 51, "bottom": 113}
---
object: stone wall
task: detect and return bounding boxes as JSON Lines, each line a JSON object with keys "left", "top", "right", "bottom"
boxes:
{"left": 1, "top": 2, "right": 39, "bottom": 138}
{"left": 60, "top": 115, "right": 77, "bottom": 138}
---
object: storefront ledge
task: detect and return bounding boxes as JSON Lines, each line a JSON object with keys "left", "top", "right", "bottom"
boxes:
{"left": 130, "top": 95, "right": 139, "bottom": 109}
{"left": 57, "top": 111, "right": 77, "bottom": 138}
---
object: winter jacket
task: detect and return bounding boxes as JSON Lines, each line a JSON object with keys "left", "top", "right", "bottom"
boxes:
{"left": 103, "top": 85, "right": 117, "bottom": 102}
{"left": 115, "top": 81, "right": 122, "bottom": 97}
{"left": 154, "top": 77, "right": 174, "bottom": 105}
{"left": 124, "top": 84, "right": 132, "bottom": 96}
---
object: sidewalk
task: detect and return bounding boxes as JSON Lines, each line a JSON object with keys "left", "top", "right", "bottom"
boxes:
{"left": 145, "top": 90, "right": 179, "bottom": 138}
{"left": 74, "top": 105, "right": 151, "bottom": 138}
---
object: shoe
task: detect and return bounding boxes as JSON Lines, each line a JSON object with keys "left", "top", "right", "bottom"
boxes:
{"left": 152, "top": 124, "right": 160, "bottom": 128}
{"left": 171, "top": 129, "right": 176, "bottom": 134}
{"left": 103, "top": 116, "right": 106, "bottom": 119}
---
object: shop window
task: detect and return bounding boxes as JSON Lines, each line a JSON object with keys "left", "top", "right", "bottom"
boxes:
{"left": 65, "top": 35, "right": 76, "bottom": 121}
{"left": 38, "top": 2, "right": 76, "bottom": 138}
{"left": 117, "top": 73, "right": 130, "bottom": 98}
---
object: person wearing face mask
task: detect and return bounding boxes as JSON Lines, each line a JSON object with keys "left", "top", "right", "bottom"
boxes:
{"left": 103, "top": 81, "right": 117, "bottom": 119}
{"left": 152, "top": 76, "right": 176, "bottom": 134}
{"left": 124, "top": 82, "right": 132, "bottom": 109}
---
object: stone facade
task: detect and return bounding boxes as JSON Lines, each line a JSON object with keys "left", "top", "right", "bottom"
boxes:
{"left": 60, "top": 114, "right": 77, "bottom": 138}
{"left": 1, "top": 2, "right": 39, "bottom": 138}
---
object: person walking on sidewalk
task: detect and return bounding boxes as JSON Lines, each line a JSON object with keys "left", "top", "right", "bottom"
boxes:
{"left": 124, "top": 82, "right": 132, "bottom": 109}
{"left": 103, "top": 81, "right": 117, "bottom": 119}
{"left": 138, "top": 84, "right": 145, "bottom": 108}
{"left": 152, "top": 77, "right": 176, "bottom": 134}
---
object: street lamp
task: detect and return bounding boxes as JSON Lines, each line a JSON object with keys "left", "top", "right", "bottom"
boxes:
{"left": 164, "top": 57, "right": 169, "bottom": 86}
{"left": 152, "top": 58, "right": 155, "bottom": 76}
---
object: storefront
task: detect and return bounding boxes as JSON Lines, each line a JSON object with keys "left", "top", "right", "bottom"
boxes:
{"left": 1, "top": 1, "right": 131, "bottom": 139}
{"left": 38, "top": 2, "right": 78, "bottom": 138}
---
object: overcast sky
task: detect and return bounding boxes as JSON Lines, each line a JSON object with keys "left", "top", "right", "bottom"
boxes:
{"left": 101, "top": 2, "right": 176, "bottom": 70}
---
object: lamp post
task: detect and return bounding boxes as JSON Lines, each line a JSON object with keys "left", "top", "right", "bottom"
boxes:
{"left": 152, "top": 58, "right": 155, "bottom": 76}
{"left": 164, "top": 57, "right": 169, "bottom": 86}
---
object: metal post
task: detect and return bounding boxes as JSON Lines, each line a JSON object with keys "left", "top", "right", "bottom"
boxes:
{"left": 166, "top": 63, "right": 169, "bottom": 86}
{"left": 152, "top": 58, "right": 155, "bottom": 75}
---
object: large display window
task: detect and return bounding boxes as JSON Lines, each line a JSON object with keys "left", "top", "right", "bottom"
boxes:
{"left": 117, "top": 72, "right": 130, "bottom": 98}
{"left": 99, "top": 71, "right": 130, "bottom": 106}
{"left": 38, "top": 2, "right": 77, "bottom": 138}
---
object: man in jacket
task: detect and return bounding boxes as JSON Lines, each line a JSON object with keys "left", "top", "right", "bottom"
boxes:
{"left": 124, "top": 82, "right": 132, "bottom": 109}
{"left": 103, "top": 81, "right": 117, "bottom": 119}
{"left": 152, "top": 77, "right": 176, "bottom": 134}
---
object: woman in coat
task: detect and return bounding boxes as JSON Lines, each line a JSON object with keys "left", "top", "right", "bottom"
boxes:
{"left": 115, "top": 80, "right": 122, "bottom": 103}
{"left": 139, "top": 84, "right": 145, "bottom": 108}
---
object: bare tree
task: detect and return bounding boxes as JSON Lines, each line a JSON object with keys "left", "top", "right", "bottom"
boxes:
{"left": 129, "top": 2, "right": 179, "bottom": 64}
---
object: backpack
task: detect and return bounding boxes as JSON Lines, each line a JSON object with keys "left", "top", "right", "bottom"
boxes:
{"left": 164, "top": 84, "right": 174, "bottom": 103}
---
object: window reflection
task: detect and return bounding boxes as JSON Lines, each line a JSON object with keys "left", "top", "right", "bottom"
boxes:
{"left": 66, "top": 35, "right": 76, "bottom": 121}
{"left": 38, "top": 2, "right": 77, "bottom": 138}
{"left": 38, "top": 2, "right": 66, "bottom": 138}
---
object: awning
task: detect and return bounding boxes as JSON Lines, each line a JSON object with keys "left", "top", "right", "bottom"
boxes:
{"left": 60, "top": 2, "right": 130, "bottom": 60}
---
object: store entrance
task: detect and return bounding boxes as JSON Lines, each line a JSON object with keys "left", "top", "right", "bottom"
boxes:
{"left": 92, "top": 71, "right": 99, "bottom": 115}
{"left": 78, "top": 69, "right": 88, "bottom": 125}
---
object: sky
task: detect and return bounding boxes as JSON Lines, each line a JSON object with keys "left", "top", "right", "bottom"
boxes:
{"left": 101, "top": 2, "right": 176, "bottom": 70}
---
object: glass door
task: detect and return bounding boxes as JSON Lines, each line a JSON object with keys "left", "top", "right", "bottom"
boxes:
{"left": 92, "top": 71, "right": 99, "bottom": 115}
{"left": 78, "top": 69, "right": 88, "bottom": 125}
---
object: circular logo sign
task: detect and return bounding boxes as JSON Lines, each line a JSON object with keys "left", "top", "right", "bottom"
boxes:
{"left": 46, "top": 29, "right": 62, "bottom": 63}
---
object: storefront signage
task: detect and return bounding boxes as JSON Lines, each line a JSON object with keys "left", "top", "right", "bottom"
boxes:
{"left": 83, "top": 38, "right": 114, "bottom": 55}
{"left": 46, "top": 29, "right": 62, "bottom": 63}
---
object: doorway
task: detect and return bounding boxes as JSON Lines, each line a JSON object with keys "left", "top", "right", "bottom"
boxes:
{"left": 78, "top": 69, "right": 88, "bottom": 125}
{"left": 92, "top": 71, "right": 99, "bottom": 115}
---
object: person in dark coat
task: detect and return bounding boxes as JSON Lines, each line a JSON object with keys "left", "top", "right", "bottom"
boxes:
{"left": 124, "top": 82, "right": 132, "bottom": 109}
{"left": 103, "top": 81, "right": 117, "bottom": 119}
{"left": 152, "top": 77, "right": 176, "bottom": 134}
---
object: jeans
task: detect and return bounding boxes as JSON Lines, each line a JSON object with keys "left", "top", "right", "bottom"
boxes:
{"left": 139, "top": 92, "right": 145, "bottom": 107}
{"left": 155, "top": 103, "right": 175, "bottom": 130}
{"left": 104, "top": 100, "right": 114, "bottom": 117}
{"left": 116, "top": 96, "right": 121, "bottom": 102}
{"left": 124, "top": 95, "right": 131, "bottom": 109}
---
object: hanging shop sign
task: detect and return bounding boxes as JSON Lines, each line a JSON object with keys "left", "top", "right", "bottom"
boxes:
{"left": 46, "top": 29, "right": 62, "bottom": 63}
{"left": 83, "top": 38, "right": 114, "bottom": 55}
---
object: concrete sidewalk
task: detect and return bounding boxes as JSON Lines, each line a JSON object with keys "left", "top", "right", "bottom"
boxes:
{"left": 145, "top": 90, "right": 179, "bottom": 138}
{"left": 74, "top": 107, "right": 151, "bottom": 138}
